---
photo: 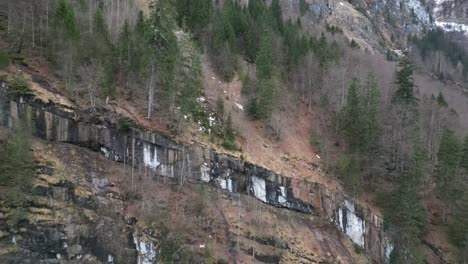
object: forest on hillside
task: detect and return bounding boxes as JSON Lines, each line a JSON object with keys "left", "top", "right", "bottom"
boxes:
{"left": 1, "top": 0, "right": 468, "bottom": 262}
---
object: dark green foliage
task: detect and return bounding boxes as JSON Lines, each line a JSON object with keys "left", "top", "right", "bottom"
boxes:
{"left": 340, "top": 76, "right": 380, "bottom": 153}
{"left": 299, "top": 0, "right": 309, "bottom": 16}
{"left": 0, "top": 50, "right": 9, "bottom": 69}
{"left": 412, "top": 29, "right": 468, "bottom": 75}
{"left": 436, "top": 129, "right": 462, "bottom": 210}
{"left": 159, "top": 236, "right": 182, "bottom": 262}
{"left": 270, "top": 0, "right": 283, "bottom": 33}
{"left": 436, "top": 92, "right": 448, "bottom": 108}
{"left": 394, "top": 58, "right": 417, "bottom": 105}
{"left": 222, "top": 113, "right": 237, "bottom": 150}
{"left": 335, "top": 154, "right": 362, "bottom": 197}
{"left": 349, "top": 39, "right": 360, "bottom": 49}
{"left": 449, "top": 192, "right": 468, "bottom": 248}
{"left": 326, "top": 23, "right": 343, "bottom": 35}
{"left": 54, "top": 0, "right": 79, "bottom": 41}
{"left": 217, "top": 259, "right": 229, "bottom": 264}
{"left": 117, "top": 118, "right": 133, "bottom": 134}
{"left": 256, "top": 29, "right": 274, "bottom": 80}
{"left": 0, "top": 120, "right": 35, "bottom": 225}
{"left": 216, "top": 96, "right": 225, "bottom": 119}
{"left": 257, "top": 78, "right": 276, "bottom": 119}
{"left": 8, "top": 73, "right": 33, "bottom": 97}
{"left": 148, "top": 0, "right": 179, "bottom": 108}
{"left": 381, "top": 144, "right": 427, "bottom": 258}
{"left": 461, "top": 134, "right": 468, "bottom": 171}
{"left": 353, "top": 243, "right": 364, "bottom": 254}
{"left": 341, "top": 79, "right": 363, "bottom": 152}
{"left": 176, "top": 0, "right": 212, "bottom": 33}
{"left": 247, "top": 97, "right": 259, "bottom": 119}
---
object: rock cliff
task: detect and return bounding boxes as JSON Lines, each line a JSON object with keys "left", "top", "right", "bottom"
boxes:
{"left": 0, "top": 82, "right": 393, "bottom": 263}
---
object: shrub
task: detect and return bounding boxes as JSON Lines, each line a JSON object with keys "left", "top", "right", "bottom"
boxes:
{"left": 8, "top": 73, "right": 33, "bottom": 97}
{"left": 0, "top": 50, "right": 9, "bottom": 69}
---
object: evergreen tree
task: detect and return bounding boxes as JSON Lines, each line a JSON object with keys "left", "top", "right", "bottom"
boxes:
{"left": 449, "top": 191, "right": 468, "bottom": 249}
{"left": 53, "top": 0, "right": 79, "bottom": 41}
{"left": 336, "top": 154, "right": 363, "bottom": 198}
{"left": 257, "top": 78, "right": 276, "bottom": 119}
{"left": 216, "top": 96, "right": 225, "bottom": 119}
{"left": 386, "top": 143, "right": 427, "bottom": 263}
{"left": 394, "top": 58, "right": 417, "bottom": 105}
{"left": 256, "top": 29, "right": 274, "bottom": 80}
{"left": 436, "top": 129, "right": 461, "bottom": 222}
{"left": 362, "top": 74, "right": 381, "bottom": 153}
{"left": 0, "top": 118, "right": 35, "bottom": 224}
{"left": 223, "top": 113, "right": 236, "bottom": 150}
{"left": 148, "top": 0, "right": 179, "bottom": 110}
{"left": 118, "top": 20, "right": 132, "bottom": 69}
{"left": 460, "top": 134, "right": 468, "bottom": 171}
{"left": 341, "top": 79, "right": 364, "bottom": 152}
{"left": 270, "top": 0, "right": 283, "bottom": 33}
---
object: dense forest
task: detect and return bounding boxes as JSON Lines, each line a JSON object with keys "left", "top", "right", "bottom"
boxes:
{"left": 1, "top": 0, "right": 468, "bottom": 263}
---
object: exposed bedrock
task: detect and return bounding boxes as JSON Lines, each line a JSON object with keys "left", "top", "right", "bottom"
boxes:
{"left": 0, "top": 85, "right": 393, "bottom": 263}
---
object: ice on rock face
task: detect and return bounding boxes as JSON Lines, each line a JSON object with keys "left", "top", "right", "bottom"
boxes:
{"left": 339, "top": 200, "right": 366, "bottom": 248}
{"left": 435, "top": 21, "right": 468, "bottom": 34}
{"left": 384, "top": 238, "right": 394, "bottom": 263}
{"left": 403, "top": 0, "right": 431, "bottom": 25}
{"left": 143, "top": 144, "right": 160, "bottom": 170}
{"left": 133, "top": 235, "right": 157, "bottom": 264}
{"left": 200, "top": 163, "right": 211, "bottom": 182}
{"left": 217, "top": 177, "right": 233, "bottom": 192}
{"left": 278, "top": 186, "right": 288, "bottom": 205}
{"left": 251, "top": 176, "right": 267, "bottom": 202}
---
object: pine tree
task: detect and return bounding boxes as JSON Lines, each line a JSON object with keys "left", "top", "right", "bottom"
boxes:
{"left": 54, "top": 0, "right": 79, "bottom": 41}
{"left": 148, "top": 0, "right": 179, "bottom": 111}
{"left": 270, "top": 0, "right": 283, "bottom": 33}
{"left": 256, "top": 28, "right": 274, "bottom": 80}
{"left": 257, "top": 78, "right": 275, "bottom": 119}
{"left": 362, "top": 74, "right": 381, "bottom": 153}
{"left": 449, "top": 191, "right": 468, "bottom": 249}
{"left": 341, "top": 78, "right": 364, "bottom": 152}
{"left": 394, "top": 58, "right": 417, "bottom": 105}
{"left": 0, "top": 119, "right": 35, "bottom": 216}
{"left": 336, "top": 154, "right": 363, "bottom": 198}
{"left": 387, "top": 143, "right": 427, "bottom": 262}
{"left": 436, "top": 129, "right": 462, "bottom": 222}
{"left": 223, "top": 113, "right": 236, "bottom": 150}
{"left": 460, "top": 134, "right": 468, "bottom": 171}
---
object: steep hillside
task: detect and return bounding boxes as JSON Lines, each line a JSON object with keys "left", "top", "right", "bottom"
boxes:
{"left": 1, "top": 0, "right": 468, "bottom": 263}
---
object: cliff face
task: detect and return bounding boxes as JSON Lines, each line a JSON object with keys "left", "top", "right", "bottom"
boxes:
{"left": 0, "top": 83, "right": 392, "bottom": 263}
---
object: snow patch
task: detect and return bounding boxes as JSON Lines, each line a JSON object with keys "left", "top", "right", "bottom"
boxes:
{"left": 143, "top": 144, "right": 160, "bottom": 170}
{"left": 159, "top": 164, "right": 174, "bottom": 178}
{"left": 435, "top": 21, "right": 468, "bottom": 34}
{"left": 218, "top": 177, "right": 233, "bottom": 192}
{"left": 340, "top": 200, "right": 366, "bottom": 247}
{"left": 278, "top": 186, "right": 288, "bottom": 205}
{"left": 200, "top": 163, "right": 211, "bottom": 182}
{"left": 133, "top": 235, "right": 157, "bottom": 264}
{"left": 404, "top": 0, "right": 431, "bottom": 25}
{"left": 384, "top": 238, "right": 394, "bottom": 263}
{"left": 251, "top": 176, "right": 267, "bottom": 202}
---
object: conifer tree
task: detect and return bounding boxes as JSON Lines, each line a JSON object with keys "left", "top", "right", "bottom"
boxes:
{"left": 449, "top": 191, "right": 468, "bottom": 250}
{"left": 341, "top": 79, "right": 364, "bottom": 152}
{"left": 257, "top": 78, "right": 275, "bottom": 119}
{"left": 394, "top": 58, "right": 417, "bottom": 105}
{"left": 436, "top": 129, "right": 461, "bottom": 222}
{"left": 460, "top": 134, "right": 468, "bottom": 171}
{"left": 256, "top": 29, "right": 274, "bottom": 80}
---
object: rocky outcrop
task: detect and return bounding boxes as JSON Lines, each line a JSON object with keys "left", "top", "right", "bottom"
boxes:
{"left": 0, "top": 84, "right": 393, "bottom": 263}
